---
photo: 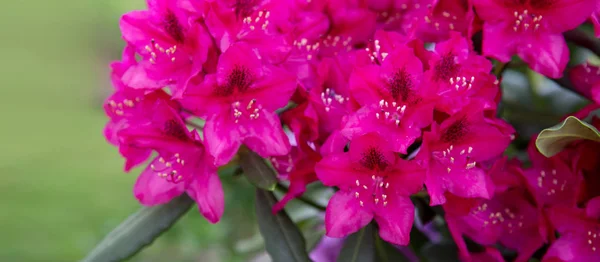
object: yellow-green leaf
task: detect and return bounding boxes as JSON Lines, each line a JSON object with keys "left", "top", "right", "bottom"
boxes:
{"left": 536, "top": 116, "right": 600, "bottom": 157}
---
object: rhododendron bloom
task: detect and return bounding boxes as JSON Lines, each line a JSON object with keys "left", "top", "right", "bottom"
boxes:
{"left": 416, "top": 0, "right": 474, "bottom": 42}
{"left": 367, "top": 0, "right": 434, "bottom": 35}
{"left": 522, "top": 141, "right": 579, "bottom": 208}
{"left": 315, "top": 133, "right": 425, "bottom": 245}
{"left": 344, "top": 45, "right": 435, "bottom": 153}
{"left": 270, "top": 144, "right": 321, "bottom": 213}
{"left": 182, "top": 43, "right": 295, "bottom": 165}
{"left": 418, "top": 103, "right": 512, "bottom": 205}
{"left": 101, "top": 0, "right": 600, "bottom": 257}
{"left": 120, "top": 0, "right": 212, "bottom": 96}
{"left": 593, "top": 6, "right": 600, "bottom": 38}
{"left": 308, "top": 57, "right": 354, "bottom": 140}
{"left": 118, "top": 100, "right": 223, "bottom": 223}
{"left": 474, "top": 0, "right": 596, "bottom": 78}
{"left": 569, "top": 63, "right": 600, "bottom": 104}
{"left": 447, "top": 188, "right": 546, "bottom": 262}
{"left": 105, "top": 47, "right": 177, "bottom": 171}
{"left": 544, "top": 199, "right": 600, "bottom": 261}
{"left": 267, "top": 101, "right": 324, "bottom": 212}
{"left": 204, "top": 0, "right": 294, "bottom": 63}
{"left": 423, "top": 33, "right": 498, "bottom": 114}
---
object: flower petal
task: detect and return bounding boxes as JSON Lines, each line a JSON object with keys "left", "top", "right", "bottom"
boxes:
{"left": 204, "top": 113, "right": 242, "bottom": 165}
{"left": 186, "top": 168, "right": 224, "bottom": 223}
{"left": 325, "top": 191, "right": 374, "bottom": 238}
{"left": 517, "top": 33, "right": 569, "bottom": 79}
{"left": 242, "top": 110, "right": 291, "bottom": 159}
{"left": 315, "top": 153, "right": 363, "bottom": 188}
{"left": 374, "top": 196, "right": 414, "bottom": 245}
{"left": 134, "top": 157, "right": 186, "bottom": 205}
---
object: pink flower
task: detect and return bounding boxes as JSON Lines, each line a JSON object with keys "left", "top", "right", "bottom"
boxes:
{"left": 181, "top": 43, "right": 295, "bottom": 165}
{"left": 270, "top": 105, "right": 323, "bottom": 212}
{"left": 423, "top": 33, "right": 499, "bottom": 114}
{"left": 273, "top": 145, "right": 321, "bottom": 212}
{"left": 522, "top": 139, "right": 579, "bottom": 208}
{"left": 343, "top": 44, "right": 435, "bottom": 153}
{"left": 418, "top": 103, "right": 512, "bottom": 205}
{"left": 308, "top": 57, "right": 354, "bottom": 141}
{"left": 447, "top": 188, "right": 546, "bottom": 262}
{"left": 416, "top": 0, "right": 475, "bottom": 42}
{"left": 569, "top": 63, "right": 600, "bottom": 103}
{"left": 367, "top": 0, "right": 434, "bottom": 36}
{"left": 119, "top": 0, "right": 213, "bottom": 97}
{"left": 118, "top": 100, "right": 223, "bottom": 223}
{"left": 290, "top": 0, "right": 376, "bottom": 61}
{"left": 543, "top": 199, "right": 600, "bottom": 261}
{"left": 548, "top": 108, "right": 600, "bottom": 206}
{"left": 315, "top": 133, "right": 425, "bottom": 245}
{"left": 204, "top": 0, "right": 294, "bottom": 63}
{"left": 592, "top": 3, "right": 600, "bottom": 38}
{"left": 104, "top": 47, "right": 178, "bottom": 171}
{"left": 323, "top": 0, "right": 377, "bottom": 47}
{"left": 474, "top": 0, "right": 596, "bottom": 78}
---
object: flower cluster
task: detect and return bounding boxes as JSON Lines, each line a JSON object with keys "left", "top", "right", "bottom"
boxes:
{"left": 103, "top": 0, "right": 600, "bottom": 259}
{"left": 444, "top": 105, "right": 600, "bottom": 261}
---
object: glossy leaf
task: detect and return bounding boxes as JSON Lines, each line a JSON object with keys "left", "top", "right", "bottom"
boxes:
{"left": 375, "top": 233, "right": 411, "bottom": 262}
{"left": 82, "top": 194, "right": 194, "bottom": 262}
{"left": 536, "top": 116, "right": 600, "bottom": 157}
{"left": 421, "top": 241, "right": 459, "bottom": 262}
{"left": 337, "top": 224, "right": 376, "bottom": 262}
{"left": 240, "top": 149, "right": 278, "bottom": 191}
{"left": 255, "top": 189, "right": 311, "bottom": 262}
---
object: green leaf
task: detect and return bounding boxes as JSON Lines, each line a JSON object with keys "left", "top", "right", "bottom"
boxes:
{"left": 255, "top": 189, "right": 311, "bottom": 262}
{"left": 375, "top": 233, "right": 411, "bottom": 262}
{"left": 535, "top": 116, "right": 600, "bottom": 157}
{"left": 337, "top": 224, "right": 376, "bottom": 262}
{"left": 82, "top": 194, "right": 194, "bottom": 262}
{"left": 420, "top": 241, "right": 459, "bottom": 262}
{"left": 240, "top": 149, "right": 278, "bottom": 191}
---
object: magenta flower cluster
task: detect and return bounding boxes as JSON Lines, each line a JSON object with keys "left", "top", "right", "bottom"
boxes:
{"left": 104, "top": 0, "right": 600, "bottom": 260}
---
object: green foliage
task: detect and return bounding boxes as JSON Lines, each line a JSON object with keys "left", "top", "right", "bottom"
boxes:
{"left": 240, "top": 149, "right": 278, "bottom": 191}
{"left": 255, "top": 189, "right": 311, "bottom": 262}
{"left": 83, "top": 195, "right": 194, "bottom": 262}
{"left": 536, "top": 115, "right": 600, "bottom": 157}
{"left": 337, "top": 224, "right": 376, "bottom": 262}
{"left": 420, "top": 241, "right": 459, "bottom": 262}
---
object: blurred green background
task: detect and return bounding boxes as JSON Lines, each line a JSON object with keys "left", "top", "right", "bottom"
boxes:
{"left": 0, "top": 1, "right": 261, "bottom": 261}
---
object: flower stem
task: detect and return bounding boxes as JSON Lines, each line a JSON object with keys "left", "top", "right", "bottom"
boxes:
{"left": 275, "top": 183, "right": 327, "bottom": 211}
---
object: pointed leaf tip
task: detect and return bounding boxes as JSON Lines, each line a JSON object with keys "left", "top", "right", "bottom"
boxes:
{"left": 535, "top": 116, "right": 600, "bottom": 157}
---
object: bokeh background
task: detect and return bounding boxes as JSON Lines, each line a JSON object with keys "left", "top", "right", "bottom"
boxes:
{"left": 0, "top": 1, "right": 594, "bottom": 261}
{"left": 0, "top": 1, "right": 265, "bottom": 261}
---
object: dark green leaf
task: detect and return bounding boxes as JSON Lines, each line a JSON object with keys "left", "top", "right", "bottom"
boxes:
{"left": 337, "top": 224, "right": 376, "bottom": 262}
{"left": 255, "top": 189, "right": 311, "bottom": 262}
{"left": 82, "top": 194, "right": 194, "bottom": 262}
{"left": 375, "top": 233, "right": 411, "bottom": 262}
{"left": 535, "top": 116, "right": 600, "bottom": 157}
{"left": 240, "top": 149, "right": 278, "bottom": 191}
{"left": 420, "top": 241, "right": 459, "bottom": 262}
